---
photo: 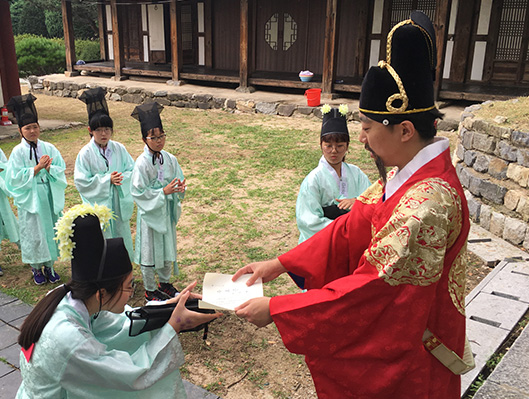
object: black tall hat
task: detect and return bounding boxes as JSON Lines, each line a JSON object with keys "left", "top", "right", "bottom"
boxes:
{"left": 131, "top": 102, "right": 164, "bottom": 137}
{"left": 359, "top": 10, "right": 437, "bottom": 125}
{"left": 68, "top": 212, "right": 132, "bottom": 282}
{"left": 7, "top": 94, "right": 38, "bottom": 128}
{"left": 321, "top": 107, "right": 349, "bottom": 138}
{"left": 78, "top": 87, "right": 109, "bottom": 122}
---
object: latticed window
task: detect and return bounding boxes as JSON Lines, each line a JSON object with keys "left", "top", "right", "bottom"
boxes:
{"left": 390, "top": 0, "right": 436, "bottom": 27}
{"left": 494, "top": 0, "right": 528, "bottom": 61}
{"left": 265, "top": 13, "right": 297, "bottom": 51}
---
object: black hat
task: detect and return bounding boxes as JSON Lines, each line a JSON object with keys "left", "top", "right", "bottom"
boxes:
{"left": 131, "top": 102, "right": 164, "bottom": 137}
{"left": 7, "top": 94, "right": 38, "bottom": 128}
{"left": 359, "top": 10, "right": 437, "bottom": 125}
{"left": 79, "top": 87, "right": 109, "bottom": 122}
{"left": 56, "top": 205, "right": 132, "bottom": 282}
{"left": 321, "top": 106, "right": 349, "bottom": 138}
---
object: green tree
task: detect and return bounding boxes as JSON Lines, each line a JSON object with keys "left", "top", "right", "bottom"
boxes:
{"left": 11, "top": 0, "right": 48, "bottom": 37}
{"left": 33, "top": 0, "right": 99, "bottom": 39}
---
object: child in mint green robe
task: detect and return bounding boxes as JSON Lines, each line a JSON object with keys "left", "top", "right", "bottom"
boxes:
{"left": 5, "top": 94, "right": 66, "bottom": 285}
{"left": 0, "top": 148, "right": 20, "bottom": 275}
{"left": 131, "top": 103, "right": 186, "bottom": 301}
{"left": 75, "top": 88, "right": 135, "bottom": 257}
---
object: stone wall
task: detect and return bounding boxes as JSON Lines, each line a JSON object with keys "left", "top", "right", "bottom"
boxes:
{"left": 455, "top": 102, "right": 529, "bottom": 250}
{"left": 28, "top": 76, "right": 326, "bottom": 119}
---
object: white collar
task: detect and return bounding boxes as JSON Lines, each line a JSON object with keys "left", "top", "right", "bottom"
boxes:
{"left": 385, "top": 137, "right": 449, "bottom": 200}
{"left": 319, "top": 155, "right": 345, "bottom": 182}
{"left": 65, "top": 291, "right": 91, "bottom": 326}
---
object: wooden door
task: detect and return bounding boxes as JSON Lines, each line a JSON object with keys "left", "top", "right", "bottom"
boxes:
{"left": 254, "top": 0, "right": 326, "bottom": 74}
{"left": 488, "top": 0, "right": 529, "bottom": 83}
{"left": 179, "top": 1, "right": 198, "bottom": 65}
{"left": 122, "top": 4, "right": 143, "bottom": 62}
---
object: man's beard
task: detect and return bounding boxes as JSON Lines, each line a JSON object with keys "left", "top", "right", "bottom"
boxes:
{"left": 365, "top": 144, "right": 387, "bottom": 184}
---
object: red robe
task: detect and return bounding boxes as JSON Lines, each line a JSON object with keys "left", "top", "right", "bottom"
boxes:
{"left": 271, "top": 148, "right": 469, "bottom": 399}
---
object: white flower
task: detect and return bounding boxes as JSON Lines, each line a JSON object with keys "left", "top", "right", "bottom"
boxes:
{"left": 54, "top": 203, "right": 115, "bottom": 261}
{"left": 339, "top": 104, "right": 349, "bottom": 116}
{"left": 321, "top": 104, "right": 332, "bottom": 114}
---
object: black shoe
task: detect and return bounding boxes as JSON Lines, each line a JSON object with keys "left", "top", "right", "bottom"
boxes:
{"left": 145, "top": 289, "right": 171, "bottom": 302}
{"left": 158, "top": 282, "right": 179, "bottom": 298}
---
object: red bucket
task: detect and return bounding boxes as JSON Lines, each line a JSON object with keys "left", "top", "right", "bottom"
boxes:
{"left": 304, "top": 88, "right": 321, "bottom": 107}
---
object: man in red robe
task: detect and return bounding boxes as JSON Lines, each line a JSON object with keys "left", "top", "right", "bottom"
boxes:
{"left": 233, "top": 11, "right": 471, "bottom": 399}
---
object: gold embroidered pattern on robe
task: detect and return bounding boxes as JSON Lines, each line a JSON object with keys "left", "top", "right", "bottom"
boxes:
{"left": 448, "top": 244, "right": 468, "bottom": 316}
{"left": 366, "top": 178, "right": 463, "bottom": 287}
{"left": 357, "top": 168, "right": 398, "bottom": 205}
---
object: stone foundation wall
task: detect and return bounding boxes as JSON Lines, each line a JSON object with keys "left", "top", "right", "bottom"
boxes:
{"left": 455, "top": 102, "right": 529, "bottom": 251}
{"left": 28, "top": 76, "right": 327, "bottom": 119}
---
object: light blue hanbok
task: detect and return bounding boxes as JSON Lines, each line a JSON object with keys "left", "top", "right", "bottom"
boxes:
{"left": 296, "top": 155, "right": 370, "bottom": 243}
{"left": 17, "top": 293, "right": 186, "bottom": 398}
{"left": 131, "top": 146, "right": 185, "bottom": 272}
{"left": 5, "top": 139, "right": 66, "bottom": 265}
{"left": 0, "top": 148, "right": 19, "bottom": 247}
{"left": 74, "top": 138, "right": 135, "bottom": 257}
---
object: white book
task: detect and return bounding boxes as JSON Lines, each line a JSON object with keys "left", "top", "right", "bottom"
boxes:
{"left": 199, "top": 272, "right": 263, "bottom": 311}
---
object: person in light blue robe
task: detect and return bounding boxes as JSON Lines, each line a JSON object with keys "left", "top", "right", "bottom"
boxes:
{"left": 5, "top": 94, "right": 66, "bottom": 285}
{"left": 131, "top": 103, "right": 186, "bottom": 301}
{"left": 75, "top": 88, "right": 135, "bottom": 257}
{"left": 0, "top": 147, "right": 20, "bottom": 276}
{"left": 17, "top": 204, "right": 220, "bottom": 399}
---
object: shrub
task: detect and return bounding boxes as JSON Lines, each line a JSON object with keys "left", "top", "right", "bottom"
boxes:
{"left": 75, "top": 39, "right": 101, "bottom": 62}
{"left": 15, "top": 36, "right": 65, "bottom": 77}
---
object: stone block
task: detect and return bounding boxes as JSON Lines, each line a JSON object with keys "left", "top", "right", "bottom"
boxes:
{"left": 236, "top": 100, "right": 255, "bottom": 113}
{"left": 473, "top": 154, "right": 490, "bottom": 173}
{"left": 480, "top": 204, "right": 492, "bottom": 230}
{"left": 468, "top": 174, "right": 481, "bottom": 196}
{"left": 109, "top": 93, "right": 121, "bottom": 102}
{"left": 490, "top": 212, "right": 505, "bottom": 236}
{"left": 115, "top": 87, "right": 128, "bottom": 96}
{"left": 167, "top": 93, "right": 186, "bottom": 101}
{"left": 455, "top": 143, "right": 465, "bottom": 161}
{"left": 212, "top": 97, "right": 226, "bottom": 108}
{"left": 197, "top": 102, "right": 211, "bottom": 110}
{"left": 127, "top": 87, "right": 143, "bottom": 94}
{"left": 277, "top": 104, "right": 296, "bottom": 117}
{"left": 464, "top": 150, "right": 477, "bottom": 166}
{"left": 495, "top": 140, "right": 518, "bottom": 162}
{"left": 478, "top": 179, "right": 507, "bottom": 204}
{"left": 517, "top": 148, "right": 529, "bottom": 167}
{"left": 457, "top": 164, "right": 469, "bottom": 188}
{"left": 461, "top": 118, "right": 473, "bottom": 130}
{"left": 255, "top": 102, "right": 277, "bottom": 115}
{"left": 312, "top": 107, "right": 323, "bottom": 119}
{"left": 466, "top": 194, "right": 482, "bottom": 222}
{"left": 143, "top": 90, "right": 154, "bottom": 98}
{"left": 511, "top": 130, "right": 529, "bottom": 148}
{"left": 156, "top": 98, "right": 171, "bottom": 106}
{"left": 488, "top": 157, "right": 509, "bottom": 180}
{"left": 504, "top": 190, "right": 522, "bottom": 211}
{"left": 489, "top": 123, "right": 512, "bottom": 140}
{"left": 171, "top": 101, "right": 186, "bottom": 108}
{"left": 516, "top": 195, "right": 529, "bottom": 222}
{"left": 122, "top": 93, "right": 143, "bottom": 104}
{"left": 225, "top": 99, "right": 237, "bottom": 109}
{"left": 506, "top": 163, "right": 529, "bottom": 187}
{"left": 502, "top": 217, "right": 527, "bottom": 245}
{"left": 56, "top": 82, "right": 64, "bottom": 89}
{"left": 481, "top": 261, "right": 529, "bottom": 302}
{"left": 153, "top": 90, "right": 168, "bottom": 97}
{"left": 461, "top": 128, "right": 473, "bottom": 149}
{"left": 194, "top": 94, "right": 213, "bottom": 102}
{"left": 466, "top": 292, "right": 528, "bottom": 330}
{"left": 49, "top": 81, "right": 57, "bottom": 90}
{"left": 185, "top": 101, "right": 198, "bottom": 108}
{"left": 472, "top": 131, "right": 496, "bottom": 154}
{"left": 295, "top": 106, "right": 313, "bottom": 115}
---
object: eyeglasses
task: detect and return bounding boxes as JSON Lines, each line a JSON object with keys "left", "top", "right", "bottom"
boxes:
{"left": 121, "top": 280, "right": 136, "bottom": 296}
{"left": 93, "top": 127, "right": 112, "bottom": 134}
{"left": 322, "top": 143, "right": 347, "bottom": 152}
{"left": 145, "top": 134, "right": 166, "bottom": 142}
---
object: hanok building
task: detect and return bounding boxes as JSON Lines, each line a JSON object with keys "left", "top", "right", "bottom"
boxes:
{"left": 62, "top": 0, "right": 529, "bottom": 101}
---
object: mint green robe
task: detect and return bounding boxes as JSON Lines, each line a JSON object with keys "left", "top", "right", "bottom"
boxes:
{"left": 0, "top": 148, "right": 19, "bottom": 246}
{"left": 296, "top": 156, "right": 370, "bottom": 243}
{"left": 17, "top": 294, "right": 186, "bottom": 398}
{"left": 5, "top": 139, "right": 66, "bottom": 265}
{"left": 74, "top": 138, "right": 135, "bottom": 257}
{"left": 131, "top": 146, "right": 185, "bottom": 271}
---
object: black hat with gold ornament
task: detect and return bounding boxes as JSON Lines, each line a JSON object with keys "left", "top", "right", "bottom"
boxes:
{"left": 359, "top": 11, "right": 440, "bottom": 128}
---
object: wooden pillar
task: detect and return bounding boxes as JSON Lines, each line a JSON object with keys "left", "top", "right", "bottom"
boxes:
{"left": 110, "top": 0, "right": 126, "bottom": 80}
{"left": 236, "top": 0, "right": 254, "bottom": 93}
{"left": 0, "top": 0, "right": 21, "bottom": 104}
{"left": 168, "top": 0, "right": 183, "bottom": 85}
{"left": 322, "top": 0, "right": 338, "bottom": 97}
{"left": 98, "top": 3, "right": 107, "bottom": 60}
{"left": 204, "top": 0, "right": 213, "bottom": 68}
{"left": 433, "top": 0, "right": 451, "bottom": 99}
{"left": 450, "top": 0, "right": 476, "bottom": 83}
{"left": 61, "top": 0, "right": 79, "bottom": 77}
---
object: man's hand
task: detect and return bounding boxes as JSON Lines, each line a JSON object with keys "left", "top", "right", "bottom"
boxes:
{"left": 336, "top": 198, "right": 356, "bottom": 210}
{"left": 235, "top": 297, "right": 272, "bottom": 327}
{"left": 232, "top": 258, "right": 287, "bottom": 286}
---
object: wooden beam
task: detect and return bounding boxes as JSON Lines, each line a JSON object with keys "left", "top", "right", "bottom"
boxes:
{"left": 110, "top": 0, "right": 125, "bottom": 80}
{"left": 433, "top": 0, "right": 451, "bottom": 100}
{"left": 98, "top": 3, "right": 107, "bottom": 60}
{"left": 450, "top": 0, "right": 476, "bottom": 83}
{"left": 322, "top": 0, "right": 338, "bottom": 96}
{"left": 61, "top": 0, "right": 78, "bottom": 76}
{"left": 236, "top": 0, "right": 254, "bottom": 92}
{"left": 169, "top": 0, "right": 182, "bottom": 84}
{"left": 204, "top": 0, "right": 213, "bottom": 68}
